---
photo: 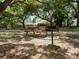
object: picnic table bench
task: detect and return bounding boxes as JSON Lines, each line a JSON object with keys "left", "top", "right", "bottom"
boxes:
{"left": 25, "top": 24, "right": 59, "bottom": 37}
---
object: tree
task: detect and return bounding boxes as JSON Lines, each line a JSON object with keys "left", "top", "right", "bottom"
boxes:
{"left": 0, "top": 0, "right": 40, "bottom": 29}
{"left": 34, "top": 0, "right": 71, "bottom": 45}
{"left": 62, "top": 0, "right": 79, "bottom": 26}
{"left": 35, "top": 0, "right": 70, "bottom": 27}
{"left": 0, "top": 0, "right": 12, "bottom": 12}
{"left": 53, "top": 8, "right": 69, "bottom": 27}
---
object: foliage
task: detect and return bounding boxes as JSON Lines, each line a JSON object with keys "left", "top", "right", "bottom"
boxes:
{"left": 0, "top": 0, "right": 5, "bottom": 3}
{"left": 0, "top": 0, "right": 78, "bottom": 28}
{"left": 35, "top": 0, "right": 72, "bottom": 27}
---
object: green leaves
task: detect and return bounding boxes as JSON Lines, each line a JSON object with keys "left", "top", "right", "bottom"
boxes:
{"left": 0, "top": 0, "right": 5, "bottom": 3}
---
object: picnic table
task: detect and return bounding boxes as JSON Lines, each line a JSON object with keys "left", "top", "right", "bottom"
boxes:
{"left": 25, "top": 23, "right": 59, "bottom": 37}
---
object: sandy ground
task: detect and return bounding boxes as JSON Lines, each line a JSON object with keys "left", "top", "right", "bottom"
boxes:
{"left": 0, "top": 32, "right": 79, "bottom": 59}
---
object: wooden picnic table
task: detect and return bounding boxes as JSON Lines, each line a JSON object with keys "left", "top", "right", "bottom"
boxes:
{"left": 25, "top": 24, "right": 59, "bottom": 37}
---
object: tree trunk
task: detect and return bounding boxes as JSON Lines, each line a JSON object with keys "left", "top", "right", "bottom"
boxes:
{"left": 67, "top": 19, "right": 69, "bottom": 27}
{"left": 55, "top": 19, "right": 63, "bottom": 27}
{"left": 77, "top": 16, "right": 79, "bottom": 27}
{"left": 23, "top": 19, "right": 25, "bottom": 29}
{"left": 77, "top": 1, "right": 79, "bottom": 27}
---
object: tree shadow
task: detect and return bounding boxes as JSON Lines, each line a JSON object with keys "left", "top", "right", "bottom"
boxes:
{"left": 25, "top": 32, "right": 48, "bottom": 39}
{"left": 0, "top": 33, "right": 34, "bottom": 42}
{"left": 65, "top": 34, "right": 79, "bottom": 48}
{"left": 0, "top": 43, "right": 36, "bottom": 59}
{"left": 37, "top": 45, "right": 70, "bottom": 59}
{"left": 23, "top": 34, "right": 33, "bottom": 41}
{"left": 0, "top": 43, "right": 70, "bottom": 59}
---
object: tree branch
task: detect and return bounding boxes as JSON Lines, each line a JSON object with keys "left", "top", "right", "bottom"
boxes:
{"left": 64, "top": 1, "right": 78, "bottom": 14}
{"left": 10, "top": 0, "right": 28, "bottom": 7}
{"left": 73, "top": 1, "right": 78, "bottom": 3}
{"left": 70, "top": 3, "right": 78, "bottom": 14}
{"left": 35, "top": 12, "right": 52, "bottom": 22}
{"left": 35, "top": 0, "right": 48, "bottom": 4}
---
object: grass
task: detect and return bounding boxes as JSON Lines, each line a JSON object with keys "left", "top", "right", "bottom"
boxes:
{"left": 0, "top": 26, "right": 79, "bottom": 32}
{"left": 59, "top": 26, "right": 79, "bottom": 32}
{"left": 0, "top": 30, "right": 25, "bottom": 35}
{"left": 0, "top": 29, "right": 24, "bottom": 32}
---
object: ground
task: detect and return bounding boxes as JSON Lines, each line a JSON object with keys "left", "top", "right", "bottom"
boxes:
{"left": 0, "top": 31, "right": 79, "bottom": 59}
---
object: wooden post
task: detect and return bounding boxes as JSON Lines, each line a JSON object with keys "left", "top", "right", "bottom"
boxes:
{"left": 50, "top": 20, "right": 53, "bottom": 45}
{"left": 51, "top": 30, "right": 53, "bottom": 45}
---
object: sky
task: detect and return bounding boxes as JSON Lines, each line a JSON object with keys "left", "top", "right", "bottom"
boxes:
{"left": 26, "top": 15, "right": 41, "bottom": 23}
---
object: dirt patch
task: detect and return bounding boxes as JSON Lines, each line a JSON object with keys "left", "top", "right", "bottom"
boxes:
{"left": 0, "top": 43, "right": 69, "bottom": 59}
{"left": 0, "top": 32, "right": 79, "bottom": 59}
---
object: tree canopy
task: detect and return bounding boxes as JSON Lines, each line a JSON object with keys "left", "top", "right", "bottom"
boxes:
{"left": 0, "top": 0, "right": 79, "bottom": 28}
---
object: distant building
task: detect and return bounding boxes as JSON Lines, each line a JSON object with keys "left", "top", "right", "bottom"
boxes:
{"left": 69, "top": 18, "right": 77, "bottom": 26}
